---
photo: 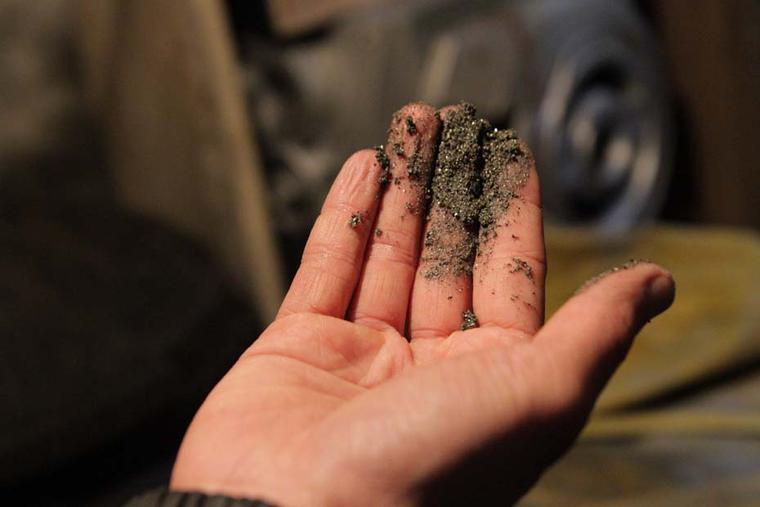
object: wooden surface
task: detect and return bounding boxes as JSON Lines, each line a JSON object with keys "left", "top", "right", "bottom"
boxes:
{"left": 522, "top": 225, "right": 760, "bottom": 507}
{"left": 544, "top": 225, "right": 760, "bottom": 412}
{"left": 654, "top": 0, "right": 760, "bottom": 229}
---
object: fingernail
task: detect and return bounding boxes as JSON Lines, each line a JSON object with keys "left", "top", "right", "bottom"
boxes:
{"left": 643, "top": 271, "right": 676, "bottom": 317}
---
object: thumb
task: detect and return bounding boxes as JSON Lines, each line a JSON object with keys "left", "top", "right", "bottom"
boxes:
{"left": 399, "top": 263, "right": 674, "bottom": 504}
{"left": 534, "top": 260, "right": 675, "bottom": 408}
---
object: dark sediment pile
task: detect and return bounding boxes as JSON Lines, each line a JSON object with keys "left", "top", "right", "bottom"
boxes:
{"left": 420, "top": 103, "right": 530, "bottom": 280}
{"left": 431, "top": 104, "right": 489, "bottom": 226}
{"left": 384, "top": 105, "right": 438, "bottom": 218}
{"left": 420, "top": 104, "right": 487, "bottom": 279}
{"left": 365, "top": 102, "right": 531, "bottom": 280}
{"left": 479, "top": 128, "right": 529, "bottom": 239}
{"left": 375, "top": 145, "right": 391, "bottom": 186}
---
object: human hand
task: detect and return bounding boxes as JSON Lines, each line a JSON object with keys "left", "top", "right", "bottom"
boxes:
{"left": 170, "top": 104, "right": 675, "bottom": 506}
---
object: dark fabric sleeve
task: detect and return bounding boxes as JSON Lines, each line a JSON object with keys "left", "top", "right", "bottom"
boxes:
{"left": 125, "top": 489, "right": 276, "bottom": 507}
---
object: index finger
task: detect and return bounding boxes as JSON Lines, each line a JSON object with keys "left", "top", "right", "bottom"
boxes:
{"left": 277, "top": 150, "right": 383, "bottom": 319}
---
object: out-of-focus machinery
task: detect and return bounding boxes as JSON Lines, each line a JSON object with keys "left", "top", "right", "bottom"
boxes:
{"left": 242, "top": 0, "right": 672, "bottom": 266}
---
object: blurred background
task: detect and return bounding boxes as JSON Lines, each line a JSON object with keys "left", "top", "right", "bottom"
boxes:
{"left": 1, "top": 0, "right": 758, "bottom": 504}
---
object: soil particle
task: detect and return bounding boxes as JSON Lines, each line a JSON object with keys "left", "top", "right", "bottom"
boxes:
{"left": 348, "top": 212, "right": 364, "bottom": 229}
{"left": 406, "top": 116, "right": 418, "bottom": 135}
{"left": 461, "top": 309, "right": 479, "bottom": 330}
{"left": 510, "top": 257, "right": 534, "bottom": 281}
{"left": 423, "top": 229, "right": 437, "bottom": 247}
{"left": 407, "top": 149, "right": 425, "bottom": 180}
{"left": 375, "top": 145, "right": 391, "bottom": 186}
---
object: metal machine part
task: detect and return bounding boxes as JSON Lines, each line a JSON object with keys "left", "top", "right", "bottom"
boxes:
{"left": 242, "top": 0, "right": 673, "bottom": 260}
{"left": 511, "top": 0, "right": 672, "bottom": 232}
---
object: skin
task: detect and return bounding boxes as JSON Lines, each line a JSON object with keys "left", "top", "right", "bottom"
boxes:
{"left": 170, "top": 104, "right": 675, "bottom": 506}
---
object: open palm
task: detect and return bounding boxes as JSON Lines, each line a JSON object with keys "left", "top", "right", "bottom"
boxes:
{"left": 171, "top": 104, "right": 674, "bottom": 506}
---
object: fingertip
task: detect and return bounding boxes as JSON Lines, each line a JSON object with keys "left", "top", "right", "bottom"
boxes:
{"left": 535, "top": 260, "right": 676, "bottom": 399}
{"left": 339, "top": 147, "right": 382, "bottom": 179}
{"left": 325, "top": 148, "right": 383, "bottom": 206}
{"left": 349, "top": 147, "right": 381, "bottom": 162}
{"left": 578, "top": 260, "right": 675, "bottom": 321}
{"left": 397, "top": 101, "right": 436, "bottom": 118}
{"left": 579, "top": 261, "right": 676, "bottom": 334}
{"left": 393, "top": 102, "right": 439, "bottom": 137}
{"left": 641, "top": 264, "right": 676, "bottom": 319}
{"left": 344, "top": 148, "right": 382, "bottom": 176}
{"left": 436, "top": 103, "right": 470, "bottom": 122}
